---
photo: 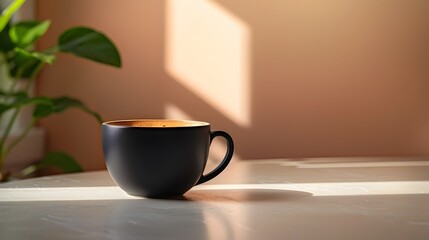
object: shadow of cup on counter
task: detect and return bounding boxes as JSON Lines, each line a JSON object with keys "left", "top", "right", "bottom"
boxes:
{"left": 102, "top": 119, "right": 234, "bottom": 199}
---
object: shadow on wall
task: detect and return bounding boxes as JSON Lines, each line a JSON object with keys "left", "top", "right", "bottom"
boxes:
{"left": 37, "top": 0, "right": 429, "bottom": 170}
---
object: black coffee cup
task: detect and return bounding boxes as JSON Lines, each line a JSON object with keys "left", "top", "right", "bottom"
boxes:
{"left": 102, "top": 119, "right": 234, "bottom": 198}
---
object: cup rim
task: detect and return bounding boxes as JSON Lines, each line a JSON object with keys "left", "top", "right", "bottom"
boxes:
{"left": 102, "top": 119, "right": 210, "bottom": 128}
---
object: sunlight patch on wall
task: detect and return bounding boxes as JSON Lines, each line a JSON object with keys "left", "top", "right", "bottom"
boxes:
{"left": 165, "top": 102, "right": 194, "bottom": 120}
{"left": 165, "top": 0, "right": 251, "bottom": 127}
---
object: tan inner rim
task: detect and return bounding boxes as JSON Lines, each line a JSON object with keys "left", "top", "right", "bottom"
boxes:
{"left": 105, "top": 119, "right": 209, "bottom": 128}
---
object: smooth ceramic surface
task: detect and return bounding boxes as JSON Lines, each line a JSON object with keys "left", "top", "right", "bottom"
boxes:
{"left": 102, "top": 119, "right": 234, "bottom": 198}
{"left": 1, "top": 157, "right": 429, "bottom": 240}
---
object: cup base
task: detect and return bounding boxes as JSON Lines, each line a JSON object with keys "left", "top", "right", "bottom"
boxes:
{"left": 126, "top": 191, "right": 186, "bottom": 199}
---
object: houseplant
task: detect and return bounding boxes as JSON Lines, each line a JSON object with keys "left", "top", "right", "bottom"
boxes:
{"left": 0, "top": 0, "right": 121, "bottom": 181}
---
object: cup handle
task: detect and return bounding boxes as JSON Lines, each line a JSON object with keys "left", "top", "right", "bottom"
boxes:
{"left": 196, "top": 131, "right": 234, "bottom": 185}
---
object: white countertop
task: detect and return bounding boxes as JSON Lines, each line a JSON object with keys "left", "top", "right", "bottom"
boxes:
{"left": 1, "top": 157, "right": 429, "bottom": 240}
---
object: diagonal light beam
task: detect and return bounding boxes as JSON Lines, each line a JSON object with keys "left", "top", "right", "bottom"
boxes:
{"left": 165, "top": 0, "right": 252, "bottom": 127}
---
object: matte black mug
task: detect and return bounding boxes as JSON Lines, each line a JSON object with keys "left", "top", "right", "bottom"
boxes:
{"left": 102, "top": 119, "right": 234, "bottom": 198}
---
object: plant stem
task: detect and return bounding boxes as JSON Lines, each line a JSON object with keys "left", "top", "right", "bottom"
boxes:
{"left": 0, "top": 108, "right": 20, "bottom": 147}
{"left": 0, "top": 148, "right": 4, "bottom": 176}
{"left": 44, "top": 45, "right": 59, "bottom": 54}
{"left": 0, "top": 56, "right": 17, "bottom": 127}
{"left": 4, "top": 118, "right": 35, "bottom": 157}
{"left": 1, "top": 78, "right": 19, "bottom": 104}
{"left": 0, "top": 79, "right": 33, "bottom": 165}
{"left": 7, "top": 79, "right": 19, "bottom": 96}
{"left": 0, "top": 80, "right": 21, "bottom": 148}
{"left": 0, "top": 110, "right": 19, "bottom": 174}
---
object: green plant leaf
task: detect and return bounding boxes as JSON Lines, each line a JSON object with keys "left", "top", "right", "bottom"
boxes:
{"left": 38, "top": 151, "right": 83, "bottom": 173}
{"left": 14, "top": 48, "right": 56, "bottom": 64}
{"left": 58, "top": 27, "right": 121, "bottom": 67}
{"left": 33, "top": 96, "right": 102, "bottom": 123}
{"left": 9, "top": 48, "right": 55, "bottom": 79}
{"left": 0, "top": 23, "right": 14, "bottom": 52}
{"left": 0, "top": 94, "right": 52, "bottom": 115}
{"left": 0, "top": 103, "right": 9, "bottom": 115}
{"left": 14, "top": 95, "right": 51, "bottom": 105}
{"left": 9, "top": 20, "right": 51, "bottom": 48}
{"left": 0, "top": 0, "right": 26, "bottom": 32}
{"left": 9, "top": 52, "right": 42, "bottom": 79}
{"left": 0, "top": 90, "right": 26, "bottom": 97}
{"left": 19, "top": 151, "right": 84, "bottom": 177}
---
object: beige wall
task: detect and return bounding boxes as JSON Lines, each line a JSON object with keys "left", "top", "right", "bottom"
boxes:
{"left": 37, "top": 0, "right": 429, "bottom": 170}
